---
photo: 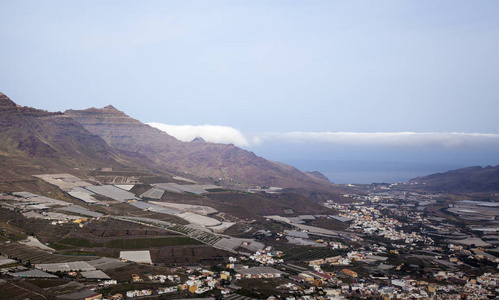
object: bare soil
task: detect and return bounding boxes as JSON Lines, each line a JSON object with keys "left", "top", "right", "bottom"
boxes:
{"left": 151, "top": 245, "right": 230, "bottom": 265}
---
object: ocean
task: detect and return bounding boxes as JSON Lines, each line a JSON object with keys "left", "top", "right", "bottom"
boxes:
{"left": 282, "top": 160, "right": 465, "bottom": 184}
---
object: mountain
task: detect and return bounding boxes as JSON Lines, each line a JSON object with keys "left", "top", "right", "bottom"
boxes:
{"left": 409, "top": 165, "right": 499, "bottom": 192}
{"left": 0, "top": 92, "right": 161, "bottom": 191}
{"left": 65, "top": 106, "right": 332, "bottom": 189}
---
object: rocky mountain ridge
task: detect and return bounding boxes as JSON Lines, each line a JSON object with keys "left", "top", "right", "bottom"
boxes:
{"left": 65, "top": 105, "right": 331, "bottom": 189}
{"left": 0, "top": 92, "right": 167, "bottom": 191}
{"left": 409, "top": 165, "right": 499, "bottom": 192}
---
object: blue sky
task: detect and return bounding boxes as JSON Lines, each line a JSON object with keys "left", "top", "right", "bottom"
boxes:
{"left": 1, "top": 1, "right": 499, "bottom": 182}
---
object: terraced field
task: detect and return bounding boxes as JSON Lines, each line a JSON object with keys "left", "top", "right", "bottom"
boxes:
{"left": 281, "top": 246, "right": 341, "bottom": 261}
{"left": 168, "top": 225, "right": 221, "bottom": 245}
{"left": 0, "top": 281, "right": 50, "bottom": 300}
{"left": 52, "top": 237, "right": 202, "bottom": 250}
{"left": 150, "top": 245, "right": 229, "bottom": 265}
{"left": 0, "top": 242, "right": 94, "bottom": 264}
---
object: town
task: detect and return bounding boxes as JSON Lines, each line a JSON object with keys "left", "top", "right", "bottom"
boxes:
{"left": 2, "top": 1, "right": 499, "bottom": 298}
{"left": 0, "top": 173, "right": 498, "bottom": 299}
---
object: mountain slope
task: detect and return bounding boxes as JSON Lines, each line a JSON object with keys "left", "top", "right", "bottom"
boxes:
{"left": 0, "top": 92, "right": 158, "bottom": 188}
{"left": 409, "top": 165, "right": 499, "bottom": 192}
{"left": 65, "top": 106, "right": 332, "bottom": 189}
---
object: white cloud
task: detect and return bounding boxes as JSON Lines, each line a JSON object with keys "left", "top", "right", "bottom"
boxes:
{"left": 257, "top": 132, "right": 499, "bottom": 148}
{"left": 148, "top": 122, "right": 250, "bottom": 146}
{"left": 147, "top": 123, "right": 499, "bottom": 149}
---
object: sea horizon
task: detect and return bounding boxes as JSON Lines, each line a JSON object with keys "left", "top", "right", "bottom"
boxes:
{"left": 281, "top": 159, "right": 468, "bottom": 185}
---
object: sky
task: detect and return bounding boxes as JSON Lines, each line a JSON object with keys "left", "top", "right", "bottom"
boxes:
{"left": 1, "top": 1, "right": 499, "bottom": 183}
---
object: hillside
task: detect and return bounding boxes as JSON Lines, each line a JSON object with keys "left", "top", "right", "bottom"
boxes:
{"left": 65, "top": 106, "right": 332, "bottom": 189}
{"left": 409, "top": 165, "right": 499, "bottom": 192}
{"left": 0, "top": 91, "right": 341, "bottom": 217}
{"left": 0, "top": 92, "right": 163, "bottom": 191}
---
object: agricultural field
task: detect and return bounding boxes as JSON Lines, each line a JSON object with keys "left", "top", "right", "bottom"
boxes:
{"left": 235, "top": 278, "right": 294, "bottom": 299}
{"left": 306, "top": 217, "right": 350, "bottom": 231}
{"left": 168, "top": 224, "right": 221, "bottom": 245}
{"left": 51, "top": 236, "right": 202, "bottom": 251}
{"left": 277, "top": 245, "right": 342, "bottom": 262}
{"left": 47, "top": 217, "right": 206, "bottom": 258}
{"left": 25, "top": 279, "right": 68, "bottom": 289}
{"left": 72, "top": 218, "right": 179, "bottom": 240}
{"left": 0, "top": 281, "right": 50, "bottom": 300}
{"left": 0, "top": 207, "right": 79, "bottom": 244}
{"left": 0, "top": 242, "right": 94, "bottom": 264}
{"left": 150, "top": 245, "right": 230, "bottom": 265}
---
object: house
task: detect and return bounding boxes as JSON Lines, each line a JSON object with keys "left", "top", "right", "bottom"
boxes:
{"left": 341, "top": 269, "right": 358, "bottom": 278}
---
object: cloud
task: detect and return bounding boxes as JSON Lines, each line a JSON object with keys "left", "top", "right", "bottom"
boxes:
{"left": 148, "top": 122, "right": 251, "bottom": 146}
{"left": 257, "top": 132, "right": 499, "bottom": 148}
{"left": 147, "top": 123, "right": 499, "bottom": 149}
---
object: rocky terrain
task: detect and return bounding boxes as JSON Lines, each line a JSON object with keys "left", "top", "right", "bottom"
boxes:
{"left": 0, "top": 92, "right": 155, "bottom": 192}
{"left": 65, "top": 105, "right": 332, "bottom": 189}
{"left": 409, "top": 165, "right": 499, "bottom": 192}
{"left": 0, "top": 91, "right": 334, "bottom": 194}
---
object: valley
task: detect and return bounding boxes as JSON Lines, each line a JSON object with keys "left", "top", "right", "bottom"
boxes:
{"left": 1, "top": 168, "right": 498, "bottom": 299}
{"left": 0, "top": 93, "right": 498, "bottom": 299}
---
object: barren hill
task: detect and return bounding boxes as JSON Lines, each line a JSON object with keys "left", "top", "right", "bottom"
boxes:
{"left": 409, "top": 165, "right": 499, "bottom": 192}
{"left": 0, "top": 92, "right": 158, "bottom": 190}
{"left": 65, "top": 106, "right": 331, "bottom": 189}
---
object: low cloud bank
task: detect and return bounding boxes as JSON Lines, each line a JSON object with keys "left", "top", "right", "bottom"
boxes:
{"left": 148, "top": 122, "right": 251, "bottom": 146}
{"left": 148, "top": 122, "right": 499, "bottom": 148}
{"left": 257, "top": 132, "right": 499, "bottom": 148}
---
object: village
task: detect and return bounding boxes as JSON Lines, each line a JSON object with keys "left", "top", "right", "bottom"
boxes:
{"left": 0, "top": 174, "right": 498, "bottom": 299}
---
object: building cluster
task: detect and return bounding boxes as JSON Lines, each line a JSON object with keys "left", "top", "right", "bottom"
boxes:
{"left": 145, "top": 273, "right": 181, "bottom": 283}
{"left": 281, "top": 272, "right": 499, "bottom": 299}
{"left": 306, "top": 256, "right": 351, "bottom": 268}
{"left": 125, "top": 289, "right": 152, "bottom": 298}
{"left": 123, "top": 270, "right": 221, "bottom": 298}
{"left": 248, "top": 246, "right": 284, "bottom": 265}
{"left": 335, "top": 203, "right": 432, "bottom": 244}
{"left": 1, "top": 173, "right": 498, "bottom": 299}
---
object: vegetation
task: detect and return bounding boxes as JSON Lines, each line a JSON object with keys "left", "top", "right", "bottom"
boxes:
{"left": 107, "top": 237, "right": 202, "bottom": 249}
{"left": 52, "top": 237, "right": 203, "bottom": 250}
{"left": 0, "top": 207, "right": 78, "bottom": 243}
{"left": 278, "top": 245, "right": 341, "bottom": 261}
{"left": 236, "top": 279, "right": 288, "bottom": 299}
{"left": 26, "top": 279, "right": 67, "bottom": 289}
